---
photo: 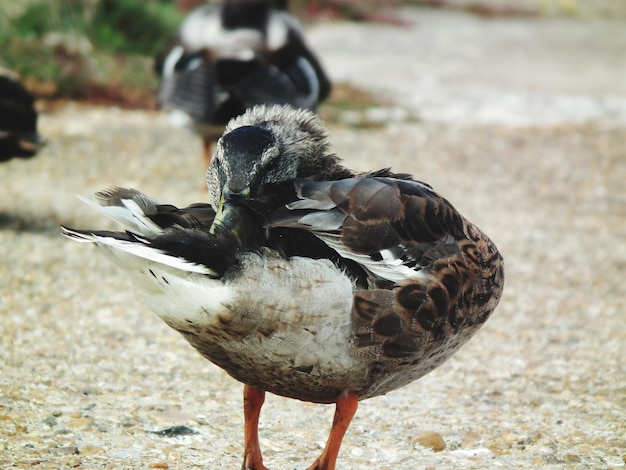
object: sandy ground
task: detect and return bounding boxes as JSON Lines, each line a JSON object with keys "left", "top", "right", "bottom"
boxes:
{"left": 1, "top": 6, "right": 625, "bottom": 470}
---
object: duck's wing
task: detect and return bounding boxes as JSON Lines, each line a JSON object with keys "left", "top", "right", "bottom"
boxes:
{"left": 267, "top": 177, "right": 468, "bottom": 282}
{"left": 61, "top": 187, "right": 238, "bottom": 277}
{"left": 81, "top": 187, "right": 216, "bottom": 234}
{"left": 154, "top": 4, "right": 234, "bottom": 125}
{"left": 267, "top": 176, "right": 505, "bottom": 360}
{"left": 156, "top": 44, "right": 221, "bottom": 124}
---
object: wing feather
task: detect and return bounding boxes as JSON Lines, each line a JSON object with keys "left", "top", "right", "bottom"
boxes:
{"left": 61, "top": 226, "right": 216, "bottom": 275}
{"left": 62, "top": 188, "right": 234, "bottom": 277}
{"left": 268, "top": 176, "right": 464, "bottom": 283}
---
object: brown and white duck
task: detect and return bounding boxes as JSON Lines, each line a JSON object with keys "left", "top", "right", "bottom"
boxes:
{"left": 62, "top": 105, "right": 504, "bottom": 470}
{"left": 155, "top": 0, "right": 331, "bottom": 169}
{"left": 0, "top": 74, "right": 45, "bottom": 162}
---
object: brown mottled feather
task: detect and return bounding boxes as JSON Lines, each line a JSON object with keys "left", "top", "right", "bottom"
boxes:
{"left": 268, "top": 174, "right": 504, "bottom": 398}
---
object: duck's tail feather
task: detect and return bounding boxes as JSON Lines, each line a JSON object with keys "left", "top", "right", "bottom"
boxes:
{"left": 61, "top": 187, "right": 237, "bottom": 277}
{"left": 60, "top": 226, "right": 222, "bottom": 276}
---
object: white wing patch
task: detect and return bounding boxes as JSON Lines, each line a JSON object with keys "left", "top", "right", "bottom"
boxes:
{"left": 266, "top": 11, "right": 291, "bottom": 51}
{"left": 61, "top": 227, "right": 215, "bottom": 276}
{"left": 317, "top": 236, "right": 428, "bottom": 283}
{"left": 293, "top": 57, "right": 320, "bottom": 109}
{"left": 286, "top": 196, "right": 336, "bottom": 211}
{"left": 162, "top": 45, "right": 185, "bottom": 78}
{"left": 77, "top": 195, "right": 163, "bottom": 236}
{"left": 298, "top": 211, "right": 345, "bottom": 231}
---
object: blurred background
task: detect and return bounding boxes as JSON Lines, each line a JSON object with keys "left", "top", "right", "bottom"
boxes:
{"left": 1, "top": 0, "right": 624, "bottom": 109}
{"left": 1, "top": 1, "right": 625, "bottom": 469}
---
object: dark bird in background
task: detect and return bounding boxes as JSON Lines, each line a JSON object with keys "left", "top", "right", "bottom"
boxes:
{"left": 154, "top": 0, "right": 331, "bottom": 170}
{"left": 0, "top": 74, "right": 45, "bottom": 162}
{"left": 62, "top": 105, "right": 504, "bottom": 470}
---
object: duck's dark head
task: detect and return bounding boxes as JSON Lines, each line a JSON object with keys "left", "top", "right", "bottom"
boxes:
{"left": 206, "top": 105, "right": 350, "bottom": 209}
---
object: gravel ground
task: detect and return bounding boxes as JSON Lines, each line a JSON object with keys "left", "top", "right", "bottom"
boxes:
{"left": 2, "top": 6, "right": 625, "bottom": 470}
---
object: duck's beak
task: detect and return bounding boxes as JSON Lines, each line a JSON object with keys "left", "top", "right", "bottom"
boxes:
{"left": 210, "top": 186, "right": 252, "bottom": 240}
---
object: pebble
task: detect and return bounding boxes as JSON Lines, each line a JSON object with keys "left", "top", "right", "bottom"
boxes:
{"left": 149, "top": 463, "right": 169, "bottom": 469}
{"left": 80, "top": 445, "right": 106, "bottom": 455}
{"left": 68, "top": 417, "right": 93, "bottom": 429}
{"left": 605, "top": 455, "right": 626, "bottom": 468}
{"left": 412, "top": 431, "right": 446, "bottom": 452}
{"left": 43, "top": 416, "right": 58, "bottom": 428}
{"left": 56, "top": 446, "right": 78, "bottom": 455}
{"left": 149, "top": 425, "right": 198, "bottom": 437}
{"left": 450, "top": 448, "right": 494, "bottom": 458}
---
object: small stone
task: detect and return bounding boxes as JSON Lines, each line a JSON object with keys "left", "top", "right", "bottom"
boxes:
{"left": 149, "top": 425, "right": 197, "bottom": 437}
{"left": 412, "top": 431, "right": 446, "bottom": 452}
{"left": 605, "top": 455, "right": 626, "bottom": 468}
{"left": 68, "top": 417, "right": 92, "bottom": 429}
{"left": 43, "top": 416, "right": 58, "bottom": 428}
{"left": 109, "top": 448, "right": 141, "bottom": 458}
{"left": 163, "top": 446, "right": 182, "bottom": 460}
{"left": 350, "top": 447, "right": 364, "bottom": 457}
{"left": 150, "top": 463, "right": 169, "bottom": 469}
{"left": 56, "top": 446, "right": 79, "bottom": 455}
{"left": 79, "top": 445, "right": 105, "bottom": 455}
{"left": 450, "top": 448, "right": 493, "bottom": 458}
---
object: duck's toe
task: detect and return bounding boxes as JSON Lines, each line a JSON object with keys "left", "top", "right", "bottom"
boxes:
{"left": 241, "top": 458, "right": 270, "bottom": 470}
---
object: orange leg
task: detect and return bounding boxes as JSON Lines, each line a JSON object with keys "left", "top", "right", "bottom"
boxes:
{"left": 241, "top": 385, "right": 269, "bottom": 470}
{"left": 307, "top": 392, "right": 359, "bottom": 470}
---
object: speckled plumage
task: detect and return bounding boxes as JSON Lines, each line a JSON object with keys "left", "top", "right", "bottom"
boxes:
{"left": 62, "top": 105, "right": 504, "bottom": 470}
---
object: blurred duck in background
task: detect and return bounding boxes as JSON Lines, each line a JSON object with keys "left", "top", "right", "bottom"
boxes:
{"left": 154, "top": 0, "right": 331, "bottom": 169}
{"left": 0, "top": 74, "right": 45, "bottom": 162}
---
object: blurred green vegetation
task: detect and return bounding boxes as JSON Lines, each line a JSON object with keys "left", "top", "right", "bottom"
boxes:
{"left": 1, "top": 0, "right": 183, "bottom": 54}
{"left": 0, "top": 0, "right": 183, "bottom": 104}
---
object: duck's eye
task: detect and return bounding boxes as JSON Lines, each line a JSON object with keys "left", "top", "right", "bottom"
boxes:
{"left": 261, "top": 154, "right": 279, "bottom": 172}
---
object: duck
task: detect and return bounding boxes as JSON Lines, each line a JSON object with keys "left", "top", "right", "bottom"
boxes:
{"left": 62, "top": 104, "right": 504, "bottom": 470}
{"left": 0, "top": 74, "right": 45, "bottom": 162}
{"left": 154, "top": 0, "right": 331, "bottom": 169}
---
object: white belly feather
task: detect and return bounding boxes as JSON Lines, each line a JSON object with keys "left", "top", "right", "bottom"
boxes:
{"left": 97, "top": 245, "right": 360, "bottom": 380}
